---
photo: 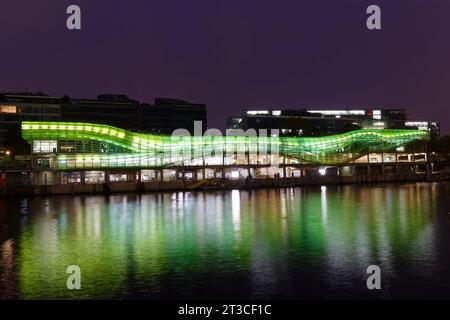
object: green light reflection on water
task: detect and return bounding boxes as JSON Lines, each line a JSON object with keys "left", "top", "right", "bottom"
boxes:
{"left": 10, "top": 183, "right": 445, "bottom": 299}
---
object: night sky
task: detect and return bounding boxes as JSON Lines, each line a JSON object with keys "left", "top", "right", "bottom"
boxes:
{"left": 1, "top": 0, "right": 450, "bottom": 133}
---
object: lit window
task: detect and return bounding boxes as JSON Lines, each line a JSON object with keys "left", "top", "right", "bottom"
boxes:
{"left": 0, "top": 105, "right": 17, "bottom": 113}
{"left": 307, "top": 110, "right": 365, "bottom": 116}
{"left": 405, "top": 121, "right": 428, "bottom": 127}
{"left": 246, "top": 110, "right": 269, "bottom": 115}
{"left": 33, "top": 140, "right": 57, "bottom": 153}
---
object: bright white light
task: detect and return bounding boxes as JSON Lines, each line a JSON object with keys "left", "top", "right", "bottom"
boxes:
{"left": 405, "top": 121, "right": 428, "bottom": 127}
{"left": 232, "top": 190, "right": 241, "bottom": 231}
{"left": 307, "top": 110, "right": 365, "bottom": 116}
{"left": 321, "top": 186, "right": 327, "bottom": 192}
{"left": 246, "top": 110, "right": 269, "bottom": 115}
{"left": 231, "top": 171, "right": 240, "bottom": 178}
{"left": 272, "top": 110, "right": 282, "bottom": 116}
{"left": 319, "top": 168, "right": 327, "bottom": 176}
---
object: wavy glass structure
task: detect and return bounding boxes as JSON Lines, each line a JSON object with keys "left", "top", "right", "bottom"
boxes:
{"left": 21, "top": 121, "right": 429, "bottom": 169}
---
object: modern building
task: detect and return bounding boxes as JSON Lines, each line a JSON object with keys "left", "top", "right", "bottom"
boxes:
{"left": 0, "top": 92, "right": 61, "bottom": 151}
{"left": 0, "top": 92, "right": 208, "bottom": 154}
{"left": 228, "top": 108, "right": 440, "bottom": 139}
{"left": 1, "top": 93, "right": 441, "bottom": 188}
{"left": 21, "top": 121, "right": 430, "bottom": 185}
{"left": 60, "top": 94, "right": 140, "bottom": 130}
{"left": 141, "top": 98, "right": 207, "bottom": 135}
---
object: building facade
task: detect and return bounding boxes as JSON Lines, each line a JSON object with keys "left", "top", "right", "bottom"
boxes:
{"left": 228, "top": 108, "right": 440, "bottom": 139}
{"left": 0, "top": 93, "right": 61, "bottom": 150}
{"left": 60, "top": 94, "right": 140, "bottom": 130}
{"left": 1, "top": 92, "right": 207, "bottom": 154}
{"left": 21, "top": 121, "right": 430, "bottom": 185}
{"left": 141, "top": 98, "right": 207, "bottom": 135}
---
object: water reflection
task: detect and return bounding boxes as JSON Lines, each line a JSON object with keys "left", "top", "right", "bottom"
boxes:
{"left": 321, "top": 186, "right": 327, "bottom": 225}
{"left": 0, "top": 183, "right": 450, "bottom": 299}
{"left": 232, "top": 190, "right": 241, "bottom": 233}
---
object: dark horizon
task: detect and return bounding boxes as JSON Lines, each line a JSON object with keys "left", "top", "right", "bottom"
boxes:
{"left": 1, "top": 0, "right": 449, "bottom": 133}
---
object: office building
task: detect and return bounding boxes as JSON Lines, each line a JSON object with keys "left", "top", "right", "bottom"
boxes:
{"left": 1, "top": 92, "right": 207, "bottom": 154}
{"left": 21, "top": 120, "right": 429, "bottom": 185}
{"left": 141, "top": 98, "right": 207, "bottom": 134}
{"left": 228, "top": 108, "right": 440, "bottom": 139}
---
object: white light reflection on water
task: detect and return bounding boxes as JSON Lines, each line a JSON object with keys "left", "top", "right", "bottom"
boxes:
{"left": 231, "top": 190, "right": 241, "bottom": 233}
{"left": 321, "top": 186, "right": 327, "bottom": 225}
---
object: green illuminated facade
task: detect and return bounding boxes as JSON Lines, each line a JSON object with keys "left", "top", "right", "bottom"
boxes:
{"left": 21, "top": 121, "right": 429, "bottom": 170}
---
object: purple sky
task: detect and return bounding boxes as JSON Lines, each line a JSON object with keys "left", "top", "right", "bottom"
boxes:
{"left": 1, "top": 0, "right": 450, "bottom": 133}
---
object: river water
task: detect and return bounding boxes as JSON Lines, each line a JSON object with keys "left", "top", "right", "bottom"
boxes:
{"left": 1, "top": 182, "right": 450, "bottom": 299}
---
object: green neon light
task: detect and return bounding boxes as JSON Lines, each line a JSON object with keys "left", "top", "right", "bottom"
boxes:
{"left": 21, "top": 121, "right": 429, "bottom": 169}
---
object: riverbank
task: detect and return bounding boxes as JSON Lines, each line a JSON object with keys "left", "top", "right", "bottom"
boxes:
{"left": 1, "top": 171, "right": 448, "bottom": 197}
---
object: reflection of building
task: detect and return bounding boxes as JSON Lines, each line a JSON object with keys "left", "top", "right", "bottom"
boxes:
{"left": 228, "top": 108, "right": 440, "bottom": 139}
{"left": 21, "top": 121, "right": 430, "bottom": 185}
